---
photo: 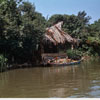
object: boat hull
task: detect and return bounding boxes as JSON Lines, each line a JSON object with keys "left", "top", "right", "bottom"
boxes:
{"left": 48, "top": 60, "right": 82, "bottom": 67}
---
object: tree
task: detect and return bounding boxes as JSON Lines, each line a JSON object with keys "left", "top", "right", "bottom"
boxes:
{"left": 48, "top": 12, "right": 91, "bottom": 39}
{"left": 47, "top": 14, "right": 65, "bottom": 26}
{"left": 77, "top": 11, "right": 91, "bottom": 25}
{"left": 89, "top": 19, "right": 100, "bottom": 37}
{"left": 0, "top": 0, "right": 23, "bottom": 63}
{"left": 18, "top": 1, "right": 46, "bottom": 63}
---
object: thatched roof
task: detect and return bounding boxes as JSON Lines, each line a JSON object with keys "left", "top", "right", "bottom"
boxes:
{"left": 44, "top": 21, "right": 77, "bottom": 45}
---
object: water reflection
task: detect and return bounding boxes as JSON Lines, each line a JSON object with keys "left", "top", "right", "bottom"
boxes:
{"left": 0, "top": 60, "right": 100, "bottom": 97}
{"left": 42, "top": 65, "right": 91, "bottom": 97}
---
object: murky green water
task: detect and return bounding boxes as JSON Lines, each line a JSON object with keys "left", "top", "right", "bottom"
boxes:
{"left": 0, "top": 59, "right": 100, "bottom": 98}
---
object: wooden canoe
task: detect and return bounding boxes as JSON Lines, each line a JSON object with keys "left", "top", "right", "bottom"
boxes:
{"left": 48, "top": 59, "right": 82, "bottom": 67}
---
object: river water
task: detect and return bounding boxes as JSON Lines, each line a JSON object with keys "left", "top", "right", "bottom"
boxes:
{"left": 0, "top": 59, "right": 100, "bottom": 98}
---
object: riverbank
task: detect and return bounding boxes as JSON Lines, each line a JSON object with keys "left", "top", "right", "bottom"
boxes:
{"left": 82, "top": 55, "right": 100, "bottom": 61}
{"left": 0, "top": 55, "right": 99, "bottom": 73}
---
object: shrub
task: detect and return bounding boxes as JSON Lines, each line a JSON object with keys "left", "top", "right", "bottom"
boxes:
{"left": 0, "top": 54, "right": 8, "bottom": 72}
{"left": 66, "top": 49, "right": 82, "bottom": 60}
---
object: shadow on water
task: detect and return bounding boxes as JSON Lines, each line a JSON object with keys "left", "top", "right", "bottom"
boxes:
{"left": 0, "top": 59, "right": 100, "bottom": 97}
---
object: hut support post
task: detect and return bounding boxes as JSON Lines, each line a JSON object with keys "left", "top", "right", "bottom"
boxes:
{"left": 71, "top": 44, "right": 74, "bottom": 50}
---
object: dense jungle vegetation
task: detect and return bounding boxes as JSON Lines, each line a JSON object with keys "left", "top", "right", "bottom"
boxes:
{"left": 0, "top": 0, "right": 100, "bottom": 71}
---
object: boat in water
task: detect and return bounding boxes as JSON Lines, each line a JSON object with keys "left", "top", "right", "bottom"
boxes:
{"left": 48, "top": 59, "right": 82, "bottom": 67}
{"left": 42, "top": 55, "right": 83, "bottom": 67}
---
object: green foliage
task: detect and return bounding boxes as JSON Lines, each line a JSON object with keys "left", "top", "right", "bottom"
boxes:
{"left": 0, "top": 54, "right": 8, "bottom": 72}
{"left": 0, "top": 0, "right": 46, "bottom": 64}
{"left": 77, "top": 11, "right": 91, "bottom": 25}
{"left": 85, "top": 19, "right": 100, "bottom": 56}
{"left": 18, "top": 1, "right": 46, "bottom": 63}
{"left": 67, "top": 49, "right": 82, "bottom": 60}
{"left": 48, "top": 11, "right": 100, "bottom": 56}
{"left": 0, "top": 0, "right": 100, "bottom": 69}
{"left": 88, "top": 37, "right": 100, "bottom": 44}
{"left": 88, "top": 19, "right": 100, "bottom": 42}
{"left": 48, "top": 11, "right": 90, "bottom": 40}
{"left": 47, "top": 14, "right": 65, "bottom": 26}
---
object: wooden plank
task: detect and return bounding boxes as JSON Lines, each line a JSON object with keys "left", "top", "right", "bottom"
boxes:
{"left": 41, "top": 53, "right": 67, "bottom": 59}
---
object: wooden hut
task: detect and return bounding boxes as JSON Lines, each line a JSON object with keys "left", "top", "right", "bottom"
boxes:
{"left": 42, "top": 21, "right": 77, "bottom": 52}
{"left": 45, "top": 21, "right": 76, "bottom": 44}
{"left": 41, "top": 21, "right": 78, "bottom": 63}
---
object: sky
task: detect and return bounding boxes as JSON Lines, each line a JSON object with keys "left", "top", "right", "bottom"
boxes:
{"left": 27, "top": 0, "right": 100, "bottom": 23}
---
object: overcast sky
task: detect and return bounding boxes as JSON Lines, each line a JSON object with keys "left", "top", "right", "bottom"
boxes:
{"left": 27, "top": 0, "right": 100, "bottom": 23}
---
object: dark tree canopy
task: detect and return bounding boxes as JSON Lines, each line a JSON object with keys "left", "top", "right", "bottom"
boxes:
{"left": 0, "top": 0, "right": 100, "bottom": 68}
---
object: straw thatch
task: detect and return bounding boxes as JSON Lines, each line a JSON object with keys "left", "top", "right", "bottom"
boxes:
{"left": 44, "top": 21, "right": 77, "bottom": 45}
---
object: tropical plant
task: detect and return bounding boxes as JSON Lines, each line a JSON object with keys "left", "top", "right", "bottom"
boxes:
{"left": 66, "top": 49, "right": 82, "bottom": 60}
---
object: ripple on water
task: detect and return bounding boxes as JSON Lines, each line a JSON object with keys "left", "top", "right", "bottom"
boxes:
{"left": 91, "top": 86, "right": 100, "bottom": 90}
{"left": 73, "top": 88, "right": 78, "bottom": 91}
{"left": 87, "top": 90, "right": 100, "bottom": 98}
{"left": 92, "top": 80, "right": 100, "bottom": 84}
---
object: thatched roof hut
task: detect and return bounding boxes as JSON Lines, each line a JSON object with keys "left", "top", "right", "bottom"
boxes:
{"left": 44, "top": 21, "right": 77, "bottom": 45}
{"left": 40, "top": 22, "right": 78, "bottom": 63}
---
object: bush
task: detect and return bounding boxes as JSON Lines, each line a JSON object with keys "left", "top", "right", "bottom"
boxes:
{"left": 66, "top": 49, "right": 82, "bottom": 60}
{"left": 0, "top": 54, "right": 8, "bottom": 72}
